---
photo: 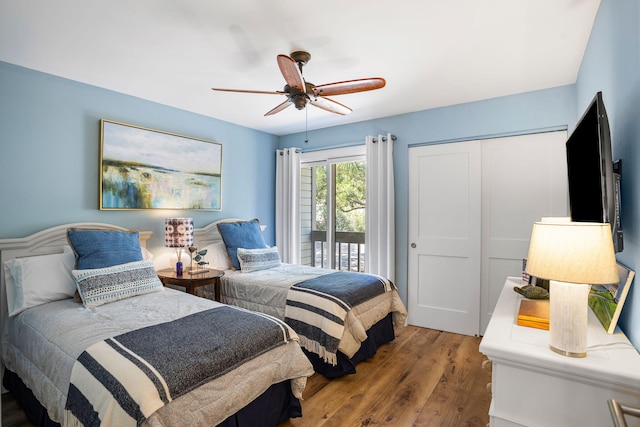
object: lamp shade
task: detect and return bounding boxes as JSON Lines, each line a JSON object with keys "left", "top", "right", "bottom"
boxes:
{"left": 525, "top": 220, "right": 619, "bottom": 285}
{"left": 165, "top": 218, "right": 194, "bottom": 248}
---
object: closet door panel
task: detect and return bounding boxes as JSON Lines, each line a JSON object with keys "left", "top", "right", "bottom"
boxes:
{"left": 480, "top": 131, "right": 568, "bottom": 333}
{"left": 408, "top": 141, "right": 482, "bottom": 335}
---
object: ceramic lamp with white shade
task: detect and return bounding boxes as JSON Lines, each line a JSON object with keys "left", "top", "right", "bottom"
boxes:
{"left": 525, "top": 219, "right": 619, "bottom": 358}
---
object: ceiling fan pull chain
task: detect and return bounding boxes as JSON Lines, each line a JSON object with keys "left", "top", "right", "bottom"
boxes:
{"left": 304, "top": 107, "right": 309, "bottom": 144}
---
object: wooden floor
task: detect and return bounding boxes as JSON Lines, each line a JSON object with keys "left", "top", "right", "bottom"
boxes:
{"left": 281, "top": 325, "right": 492, "bottom": 427}
{"left": 2, "top": 326, "right": 492, "bottom": 427}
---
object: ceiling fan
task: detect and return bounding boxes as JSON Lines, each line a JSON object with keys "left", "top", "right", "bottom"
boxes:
{"left": 212, "top": 51, "right": 386, "bottom": 116}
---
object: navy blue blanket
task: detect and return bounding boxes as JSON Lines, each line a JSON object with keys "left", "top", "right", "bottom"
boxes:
{"left": 65, "top": 306, "right": 293, "bottom": 427}
{"left": 284, "top": 271, "right": 394, "bottom": 365}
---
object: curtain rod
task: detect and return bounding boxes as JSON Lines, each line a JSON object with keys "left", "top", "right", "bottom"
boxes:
{"left": 372, "top": 134, "right": 397, "bottom": 143}
{"left": 278, "top": 148, "right": 302, "bottom": 155}
{"left": 278, "top": 133, "right": 397, "bottom": 154}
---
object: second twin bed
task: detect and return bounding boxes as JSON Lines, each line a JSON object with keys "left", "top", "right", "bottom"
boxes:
{"left": 191, "top": 218, "right": 408, "bottom": 378}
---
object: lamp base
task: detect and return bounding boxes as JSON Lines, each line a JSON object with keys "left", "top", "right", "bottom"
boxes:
{"left": 549, "top": 280, "right": 591, "bottom": 358}
{"left": 549, "top": 345, "right": 586, "bottom": 358}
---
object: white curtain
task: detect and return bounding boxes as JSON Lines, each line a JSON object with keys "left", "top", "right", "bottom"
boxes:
{"left": 365, "top": 134, "right": 395, "bottom": 281}
{"left": 275, "top": 147, "right": 301, "bottom": 264}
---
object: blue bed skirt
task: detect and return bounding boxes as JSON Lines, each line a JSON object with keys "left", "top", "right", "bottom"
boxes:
{"left": 303, "top": 312, "right": 395, "bottom": 378}
{"left": 3, "top": 368, "right": 302, "bottom": 427}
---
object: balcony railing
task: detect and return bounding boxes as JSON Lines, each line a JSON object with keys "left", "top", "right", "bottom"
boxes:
{"left": 311, "top": 230, "right": 365, "bottom": 272}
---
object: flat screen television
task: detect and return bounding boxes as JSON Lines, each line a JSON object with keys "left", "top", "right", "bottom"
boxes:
{"left": 565, "top": 91, "right": 623, "bottom": 252}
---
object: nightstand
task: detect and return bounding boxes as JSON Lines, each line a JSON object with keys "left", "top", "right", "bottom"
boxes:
{"left": 157, "top": 268, "right": 225, "bottom": 301}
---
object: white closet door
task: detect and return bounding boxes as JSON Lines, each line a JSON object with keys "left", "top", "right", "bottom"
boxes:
{"left": 407, "top": 141, "right": 482, "bottom": 335}
{"left": 408, "top": 131, "right": 568, "bottom": 337}
{"left": 480, "top": 131, "right": 568, "bottom": 333}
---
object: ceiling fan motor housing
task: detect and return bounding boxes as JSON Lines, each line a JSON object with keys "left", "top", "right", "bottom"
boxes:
{"left": 284, "top": 84, "right": 309, "bottom": 109}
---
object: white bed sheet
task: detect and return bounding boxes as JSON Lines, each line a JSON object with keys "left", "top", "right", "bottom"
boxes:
{"left": 1, "top": 287, "right": 313, "bottom": 426}
{"left": 219, "top": 263, "right": 407, "bottom": 358}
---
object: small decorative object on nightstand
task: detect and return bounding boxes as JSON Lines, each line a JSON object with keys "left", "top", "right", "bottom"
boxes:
{"left": 188, "top": 247, "right": 209, "bottom": 275}
{"left": 157, "top": 268, "right": 224, "bottom": 301}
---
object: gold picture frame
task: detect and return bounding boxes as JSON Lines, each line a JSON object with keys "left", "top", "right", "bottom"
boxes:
{"left": 99, "top": 120, "right": 222, "bottom": 210}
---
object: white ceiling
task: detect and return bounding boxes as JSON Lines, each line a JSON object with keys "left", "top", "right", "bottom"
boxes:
{"left": 0, "top": 0, "right": 600, "bottom": 136}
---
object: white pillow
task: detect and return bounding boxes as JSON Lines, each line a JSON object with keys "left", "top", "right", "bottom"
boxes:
{"left": 4, "top": 251, "right": 77, "bottom": 316}
{"left": 141, "top": 246, "right": 154, "bottom": 260}
{"left": 200, "top": 242, "right": 233, "bottom": 270}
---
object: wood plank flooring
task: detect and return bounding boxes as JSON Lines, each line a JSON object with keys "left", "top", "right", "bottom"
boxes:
{"left": 2, "top": 326, "right": 491, "bottom": 427}
{"left": 281, "top": 325, "right": 491, "bottom": 427}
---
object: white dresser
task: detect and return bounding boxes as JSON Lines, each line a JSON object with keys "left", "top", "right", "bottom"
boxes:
{"left": 480, "top": 277, "right": 640, "bottom": 427}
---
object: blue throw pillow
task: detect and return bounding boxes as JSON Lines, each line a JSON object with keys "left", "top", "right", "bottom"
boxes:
{"left": 67, "top": 228, "right": 143, "bottom": 270}
{"left": 217, "top": 219, "right": 267, "bottom": 270}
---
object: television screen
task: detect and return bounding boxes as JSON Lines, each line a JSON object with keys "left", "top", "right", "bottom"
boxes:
{"left": 565, "top": 91, "right": 623, "bottom": 252}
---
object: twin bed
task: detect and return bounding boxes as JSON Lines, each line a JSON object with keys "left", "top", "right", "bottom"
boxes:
{"left": 0, "top": 219, "right": 407, "bottom": 426}
{"left": 0, "top": 223, "right": 313, "bottom": 427}
{"left": 191, "top": 219, "right": 407, "bottom": 378}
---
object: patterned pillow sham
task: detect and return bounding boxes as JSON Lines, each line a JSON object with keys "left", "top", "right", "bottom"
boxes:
{"left": 67, "top": 228, "right": 143, "bottom": 270}
{"left": 237, "top": 247, "right": 281, "bottom": 273}
{"left": 72, "top": 259, "right": 163, "bottom": 308}
{"left": 217, "top": 219, "right": 268, "bottom": 270}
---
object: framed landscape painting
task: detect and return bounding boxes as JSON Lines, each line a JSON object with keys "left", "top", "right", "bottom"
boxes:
{"left": 100, "top": 120, "right": 222, "bottom": 210}
{"left": 588, "top": 263, "right": 635, "bottom": 334}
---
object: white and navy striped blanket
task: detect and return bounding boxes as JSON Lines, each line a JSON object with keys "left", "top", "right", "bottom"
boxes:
{"left": 284, "top": 271, "right": 394, "bottom": 366}
{"left": 64, "top": 306, "right": 294, "bottom": 427}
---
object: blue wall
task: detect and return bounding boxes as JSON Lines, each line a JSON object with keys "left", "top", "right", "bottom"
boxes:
{"left": 0, "top": 62, "right": 279, "bottom": 255}
{"left": 575, "top": 0, "right": 640, "bottom": 348}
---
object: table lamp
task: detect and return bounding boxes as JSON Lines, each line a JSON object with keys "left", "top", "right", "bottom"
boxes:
{"left": 525, "top": 219, "right": 619, "bottom": 357}
{"left": 165, "top": 218, "right": 194, "bottom": 275}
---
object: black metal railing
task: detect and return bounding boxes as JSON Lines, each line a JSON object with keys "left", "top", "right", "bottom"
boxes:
{"left": 311, "top": 230, "right": 365, "bottom": 272}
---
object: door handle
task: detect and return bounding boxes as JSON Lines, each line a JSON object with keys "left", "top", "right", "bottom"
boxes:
{"left": 411, "top": 243, "right": 416, "bottom": 248}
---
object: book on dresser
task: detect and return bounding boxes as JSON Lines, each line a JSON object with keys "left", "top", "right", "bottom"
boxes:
{"left": 517, "top": 299, "right": 549, "bottom": 330}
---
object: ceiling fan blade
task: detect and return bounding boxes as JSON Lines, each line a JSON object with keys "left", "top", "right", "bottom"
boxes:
{"left": 277, "top": 54, "right": 305, "bottom": 91}
{"left": 309, "top": 96, "right": 352, "bottom": 115}
{"left": 311, "top": 78, "right": 386, "bottom": 97}
{"left": 264, "top": 100, "right": 292, "bottom": 116}
{"left": 212, "top": 88, "right": 285, "bottom": 95}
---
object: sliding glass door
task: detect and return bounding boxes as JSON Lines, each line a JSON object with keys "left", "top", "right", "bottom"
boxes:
{"left": 299, "top": 146, "right": 366, "bottom": 272}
